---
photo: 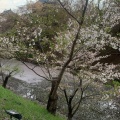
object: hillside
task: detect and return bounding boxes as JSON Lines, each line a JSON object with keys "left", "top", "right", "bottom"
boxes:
{"left": 0, "top": 86, "right": 65, "bottom": 120}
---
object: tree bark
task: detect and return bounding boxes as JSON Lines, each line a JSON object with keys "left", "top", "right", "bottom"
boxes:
{"left": 67, "top": 107, "right": 73, "bottom": 120}
{"left": 2, "top": 75, "right": 11, "bottom": 88}
{"left": 47, "top": 80, "right": 58, "bottom": 115}
{"left": 68, "top": 114, "right": 73, "bottom": 120}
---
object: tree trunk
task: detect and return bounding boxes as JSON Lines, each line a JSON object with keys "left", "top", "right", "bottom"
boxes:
{"left": 46, "top": 0, "right": 89, "bottom": 115}
{"left": 2, "top": 75, "right": 11, "bottom": 88}
{"left": 68, "top": 113, "right": 73, "bottom": 120}
{"left": 47, "top": 80, "right": 58, "bottom": 115}
{"left": 67, "top": 99, "right": 73, "bottom": 120}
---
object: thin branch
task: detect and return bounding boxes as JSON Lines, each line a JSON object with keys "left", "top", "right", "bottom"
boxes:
{"left": 82, "top": 83, "right": 90, "bottom": 92}
{"left": 22, "top": 61, "right": 50, "bottom": 81}
{"left": 72, "top": 96, "right": 82, "bottom": 112}
{"left": 38, "top": 38, "right": 52, "bottom": 79}
{"left": 72, "top": 89, "right": 83, "bottom": 116}
{"left": 71, "top": 88, "right": 79, "bottom": 100}
{"left": 34, "top": 62, "right": 49, "bottom": 79}
{"left": 63, "top": 89, "right": 69, "bottom": 105}
{"left": 31, "top": 65, "right": 37, "bottom": 70}
{"left": 65, "top": 79, "right": 82, "bottom": 112}
{"left": 70, "top": 79, "right": 82, "bottom": 100}
{"left": 57, "top": 0, "right": 80, "bottom": 24}
{"left": 72, "top": 46, "right": 84, "bottom": 60}
{"left": 80, "top": 0, "right": 89, "bottom": 25}
{"left": 9, "top": 68, "right": 18, "bottom": 75}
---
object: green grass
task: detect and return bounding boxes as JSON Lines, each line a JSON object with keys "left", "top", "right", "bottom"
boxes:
{"left": 0, "top": 86, "right": 65, "bottom": 120}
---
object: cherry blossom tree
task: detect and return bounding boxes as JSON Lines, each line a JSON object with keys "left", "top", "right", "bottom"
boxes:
{"left": 0, "top": 0, "right": 120, "bottom": 119}
{"left": 0, "top": 58, "right": 20, "bottom": 88}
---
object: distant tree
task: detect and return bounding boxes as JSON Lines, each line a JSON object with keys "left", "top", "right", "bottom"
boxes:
{"left": 0, "top": 11, "right": 19, "bottom": 33}
{"left": 0, "top": 59, "right": 20, "bottom": 88}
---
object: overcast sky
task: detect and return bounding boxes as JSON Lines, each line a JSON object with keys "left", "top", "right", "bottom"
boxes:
{"left": 0, "top": 0, "right": 103, "bottom": 13}
{"left": 0, "top": 0, "right": 36, "bottom": 13}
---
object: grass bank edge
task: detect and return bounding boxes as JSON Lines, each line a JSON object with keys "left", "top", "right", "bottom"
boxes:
{"left": 0, "top": 86, "right": 65, "bottom": 120}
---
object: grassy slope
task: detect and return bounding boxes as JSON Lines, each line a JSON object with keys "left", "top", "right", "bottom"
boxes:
{"left": 0, "top": 86, "right": 65, "bottom": 120}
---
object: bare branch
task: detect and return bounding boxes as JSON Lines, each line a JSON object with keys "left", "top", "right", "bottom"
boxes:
{"left": 9, "top": 68, "right": 18, "bottom": 75}
{"left": 32, "top": 63, "right": 49, "bottom": 79}
{"left": 63, "top": 89, "right": 69, "bottom": 105}
{"left": 80, "top": 0, "right": 89, "bottom": 25}
{"left": 38, "top": 39, "right": 52, "bottom": 79}
{"left": 22, "top": 61, "right": 50, "bottom": 81}
{"left": 57, "top": 0, "right": 80, "bottom": 24}
{"left": 72, "top": 89, "right": 83, "bottom": 116}
{"left": 70, "top": 79, "right": 82, "bottom": 101}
